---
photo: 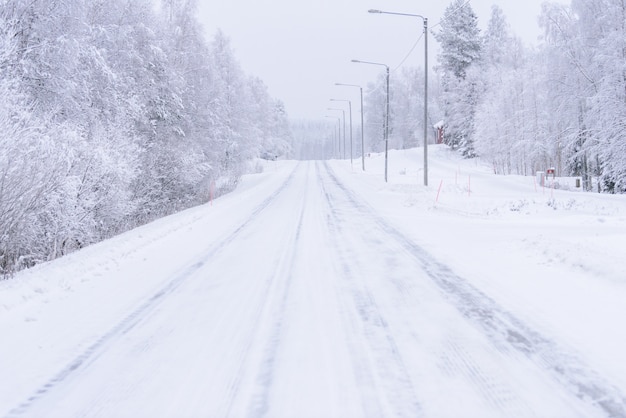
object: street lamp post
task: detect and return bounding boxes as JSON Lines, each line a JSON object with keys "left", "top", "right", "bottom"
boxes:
{"left": 369, "top": 9, "right": 429, "bottom": 186}
{"left": 336, "top": 83, "right": 365, "bottom": 171}
{"left": 352, "top": 59, "right": 389, "bottom": 182}
{"left": 327, "top": 107, "right": 346, "bottom": 159}
{"left": 325, "top": 115, "right": 340, "bottom": 159}
{"left": 331, "top": 99, "right": 353, "bottom": 168}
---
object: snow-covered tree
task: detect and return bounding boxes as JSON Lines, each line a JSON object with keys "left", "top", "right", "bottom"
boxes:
{"left": 435, "top": 0, "right": 482, "bottom": 157}
{"left": 473, "top": 6, "right": 552, "bottom": 175}
{"left": 0, "top": 0, "right": 291, "bottom": 274}
{"left": 537, "top": 0, "right": 626, "bottom": 191}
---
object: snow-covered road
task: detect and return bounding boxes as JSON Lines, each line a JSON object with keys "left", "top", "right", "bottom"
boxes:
{"left": 2, "top": 160, "right": 626, "bottom": 417}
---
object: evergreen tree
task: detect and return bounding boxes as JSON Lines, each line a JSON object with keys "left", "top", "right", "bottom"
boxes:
{"left": 434, "top": 0, "right": 482, "bottom": 157}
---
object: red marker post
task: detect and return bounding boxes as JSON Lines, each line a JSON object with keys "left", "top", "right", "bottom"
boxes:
{"left": 435, "top": 179, "right": 443, "bottom": 204}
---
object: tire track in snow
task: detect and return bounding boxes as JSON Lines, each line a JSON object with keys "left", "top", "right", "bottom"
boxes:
{"left": 211, "top": 164, "right": 312, "bottom": 418}
{"left": 241, "top": 162, "right": 310, "bottom": 418}
{"left": 437, "top": 335, "right": 536, "bottom": 416}
{"left": 317, "top": 161, "right": 423, "bottom": 418}
{"left": 317, "top": 162, "right": 388, "bottom": 418}
{"left": 320, "top": 163, "right": 538, "bottom": 415}
{"left": 318, "top": 166, "right": 391, "bottom": 417}
{"left": 4, "top": 163, "right": 302, "bottom": 418}
{"left": 322, "top": 161, "right": 626, "bottom": 417}
{"left": 217, "top": 240, "right": 300, "bottom": 418}
{"left": 323, "top": 171, "right": 539, "bottom": 416}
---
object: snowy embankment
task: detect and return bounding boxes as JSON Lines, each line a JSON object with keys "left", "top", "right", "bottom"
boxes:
{"left": 1, "top": 146, "right": 625, "bottom": 417}
{"left": 330, "top": 145, "right": 626, "bottom": 392}
{"left": 0, "top": 159, "right": 298, "bottom": 415}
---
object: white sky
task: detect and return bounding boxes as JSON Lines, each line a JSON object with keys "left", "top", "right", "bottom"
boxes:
{"left": 197, "top": 0, "right": 566, "bottom": 120}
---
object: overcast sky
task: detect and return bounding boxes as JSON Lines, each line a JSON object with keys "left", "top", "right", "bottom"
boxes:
{"left": 197, "top": 0, "right": 566, "bottom": 120}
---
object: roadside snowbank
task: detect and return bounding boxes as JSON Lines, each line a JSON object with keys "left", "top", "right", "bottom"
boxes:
{"left": 329, "top": 145, "right": 626, "bottom": 391}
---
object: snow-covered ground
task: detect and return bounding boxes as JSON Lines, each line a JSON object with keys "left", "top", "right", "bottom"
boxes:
{"left": 1, "top": 145, "right": 625, "bottom": 417}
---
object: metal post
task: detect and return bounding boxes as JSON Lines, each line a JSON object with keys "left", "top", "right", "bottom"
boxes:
{"left": 330, "top": 99, "right": 351, "bottom": 161}
{"left": 368, "top": 9, "right": 428, "bottom": 185}
{"left": 331, "top": 126, "right": 336, "bottom": 159}
{"left": 335, "top": 84, "right": 366, "bottom": 171}
{"left": 423, "top": 17, "right": 428, "bottom": 186}
{"left": 337, "top": 118, "right": 341, "bottom": 160}
{"left": 384, "top": 65, "right": 389, "bottom": 183}
{"left": 359, "top": 86, "right": 365, "bottom": 171}
{"left": 348, "top": 100, "right": 353, "bottom": 169}
{"left": 351, "top": 60, "right": 389, "bottom": 181}
{"left": 341, "top": 110, "right": 346, "bottom": 160}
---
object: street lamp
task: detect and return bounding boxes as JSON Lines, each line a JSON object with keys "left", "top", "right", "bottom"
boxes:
{"left": 330, "top": 99, "right": 353, "bottom": 168}
{"left": 369, "top": 9, "right": 429, "bottom": 186}
{"left": 325, "top": 115, "right": 340, "bottom": 159}
{"left": 336, "top": 83, "right": 365, "bottom": 171}
{"left": 352, "top": 59, "right": 390, "bottom": 182}
{"left": 327, "top": 107, "right": 346, "bottom": 159}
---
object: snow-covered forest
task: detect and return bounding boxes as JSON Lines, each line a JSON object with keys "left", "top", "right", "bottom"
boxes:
{"left": 0, "top": 0, "right": 291, "bottom": 274}
{"left": 358, "top": 0, "right": 626, "bottom": 194}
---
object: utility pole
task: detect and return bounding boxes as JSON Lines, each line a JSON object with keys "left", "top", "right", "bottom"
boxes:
{"left": 352, "top": 59, "right": 390, "bottom": 182}
{"left": 335, "top": 83, "right": 365, "bottom": 171}
{"left": 423, "top": 17, "right": 428, "bottom": 186}
{"left": 368, "top": 9, "right": 429, "bottom": 185}
{"left": 384, "top": 65, "right": 390, "bottom": 182}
